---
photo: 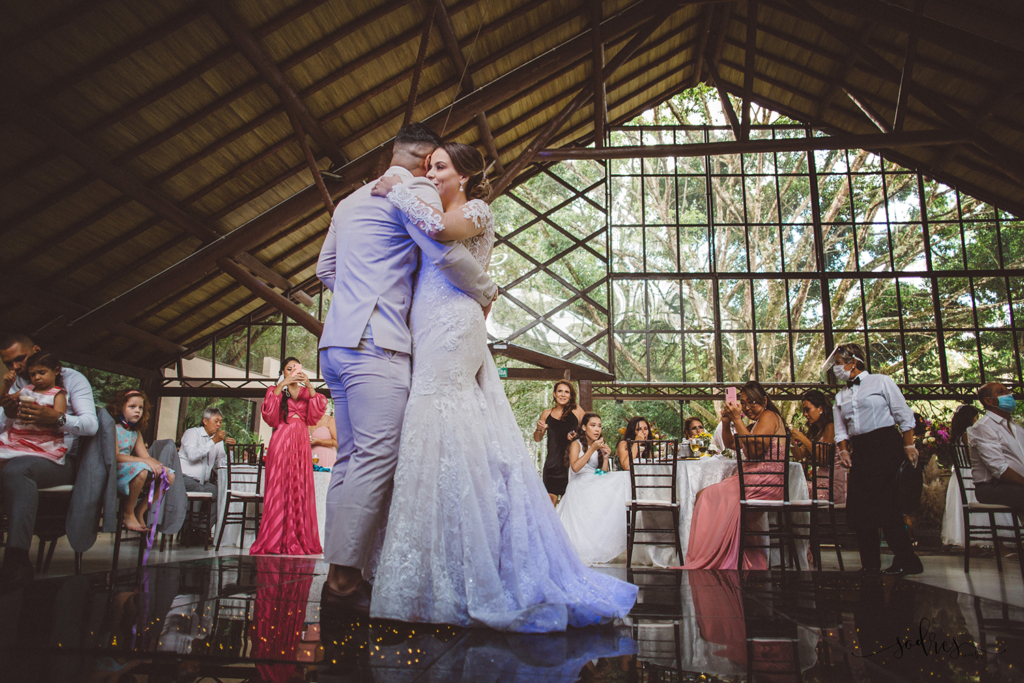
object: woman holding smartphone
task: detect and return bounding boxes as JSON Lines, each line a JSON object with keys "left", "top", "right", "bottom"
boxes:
{"left": 250, "top": 357, "right": 327, "bottom": 556}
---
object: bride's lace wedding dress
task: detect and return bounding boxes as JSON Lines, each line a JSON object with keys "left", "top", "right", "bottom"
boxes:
{"left": 370, "top": 188, "right": 637, "bottom": 632}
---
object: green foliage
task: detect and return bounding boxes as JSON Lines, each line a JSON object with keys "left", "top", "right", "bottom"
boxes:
{"left": 65, "top": 364, "right": 138, "bottom": 408}
{"left": 183, "top": 397, "right": 255, "bottom": 440}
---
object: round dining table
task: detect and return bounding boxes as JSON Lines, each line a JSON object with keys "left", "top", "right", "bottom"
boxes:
{"left": 630, "top": 455, "right": 811, "bottom": 569}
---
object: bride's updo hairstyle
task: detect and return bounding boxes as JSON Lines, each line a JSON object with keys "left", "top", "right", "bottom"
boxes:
{"left": 442, "top": 142, "right": 491, "bottom": 201}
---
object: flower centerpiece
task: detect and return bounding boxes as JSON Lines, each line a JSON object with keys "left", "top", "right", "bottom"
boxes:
{"left": 915, "top": 417, "right": 952, "bottom": 468}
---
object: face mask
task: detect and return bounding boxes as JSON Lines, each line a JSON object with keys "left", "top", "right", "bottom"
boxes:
{"left": 997, "top": 395, "right": 1017, "bottom": 412}
{"left": 833, "top": 364, "right": 851, "bottom": 382}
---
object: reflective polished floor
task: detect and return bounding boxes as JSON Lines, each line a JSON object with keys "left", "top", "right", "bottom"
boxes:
{"left": 1, "top": 553, "right": 1022, "bottom": 682}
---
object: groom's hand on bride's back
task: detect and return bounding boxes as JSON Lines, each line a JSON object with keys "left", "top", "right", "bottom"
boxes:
{"left": 370, "top": 175, "right": 402, "bottom": 197}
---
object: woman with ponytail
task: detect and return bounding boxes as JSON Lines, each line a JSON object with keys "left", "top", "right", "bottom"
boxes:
{"left": 250, "top": 357, "right": 326, "bottom": 555}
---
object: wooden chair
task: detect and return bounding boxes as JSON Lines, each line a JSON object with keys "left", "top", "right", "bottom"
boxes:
{"left": 34, "top": 484, "right": 83, "bottom": 574}
{"left": 111, "top": 476, "right": 150, "bottom": 573}
{"left": 734, "top": 433, "right": 795, "bottom": 570}
{"left": 950, "top": 442, "right": 1024, "bottom": 580}
{"left": 215, "top": 443, "right": 266, "bottom": 551}
{"left": 179, "top": 491, "right": 215, "bottom": 550}
{"left": 625, "top": 439, "right": 682, "bottom": 568}
{"left": 788, "top": 441, "right": 848, "bottom": 571}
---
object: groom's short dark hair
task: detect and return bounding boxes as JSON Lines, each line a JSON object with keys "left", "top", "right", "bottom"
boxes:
{"left": 394, "top": 123, "right": 442, "bottom": 150}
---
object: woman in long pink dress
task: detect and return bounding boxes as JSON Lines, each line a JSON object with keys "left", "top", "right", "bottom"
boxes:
{"left": 250, "top": 357, "right": 326, "bottom": 556}
{"left": 683, "top": 381, "right": 788, "bottom": 570}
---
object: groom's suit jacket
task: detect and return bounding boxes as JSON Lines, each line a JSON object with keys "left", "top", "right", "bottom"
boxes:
{"left": 316, "top": 165, "right": 497, "bottom": 354}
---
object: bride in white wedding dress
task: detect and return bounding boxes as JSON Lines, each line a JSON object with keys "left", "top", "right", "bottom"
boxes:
{"left": 367, "top": 143, "right": 637, "bottom": 632}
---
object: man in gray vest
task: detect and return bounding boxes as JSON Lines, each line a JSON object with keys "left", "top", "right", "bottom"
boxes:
{"left": 316, "top": 124, "right": 496, "bottom": 611}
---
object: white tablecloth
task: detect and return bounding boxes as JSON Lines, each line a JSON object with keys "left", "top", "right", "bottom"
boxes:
{"left": 941, "top": 468, "right": 1015, "bottom": 546}
{"left": 631, "top": 457, "right": 810, "bottom": 569}
{"left": 214, "top": 467, "right": 332, "bottom": 550}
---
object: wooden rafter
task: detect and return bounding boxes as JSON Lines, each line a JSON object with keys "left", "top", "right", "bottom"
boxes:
{"left": 740, "top": 0, "right": 757, "bottom": 141}
{"left": 706, "top": 59, "right": 742, "bottom": 139}
{"left": 892, "top": 0, "right": 922, "bottom": 132}
{"left": 537, "top": 129, "right": 968, "bottom": 161}
{"left": 814, "top": 20, "right": 876, "bottom": 123}
{"left": 403, "top": 3, "right": 436, "bottom": 127}
{"left": 843, "top": 88, "right": 893, "bottom": 133}
{"left": 217, "top": 258, "right": 323, "bottom": 337}
{"left": 206, "top": 0, "right": 346, "bottom": 168}
{"left": 687, "top": 6, "right": 715, "bottom": 88}
{"left": 590, "top": 0, "right": 607, "bottom": 149}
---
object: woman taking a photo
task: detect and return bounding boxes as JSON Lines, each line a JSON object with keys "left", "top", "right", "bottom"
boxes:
{"left": 250, "top": 357, "right": 326, "bottom": 556}
{"left": 533, "top": 381, "right": 586, "bottom": 505}
{"left": 830, "top": 343, "right": 922, "bottom": 577}
{"left": 791, "top": 390, "right": 845, "bottom": 503}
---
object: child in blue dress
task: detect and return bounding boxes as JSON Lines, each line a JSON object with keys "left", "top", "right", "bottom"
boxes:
{"left": 107, "top": 389, "right": 175, "bottom": 531}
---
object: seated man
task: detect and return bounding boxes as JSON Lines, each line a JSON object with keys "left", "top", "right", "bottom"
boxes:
{"left": 0, "top": 332, "right": 98, "bottom": 588}
{"left": 177, "top": 407, "right": 235, "bottom": 507}
{"left": 968, "top": 382, "right": 1024, "bottom": 513}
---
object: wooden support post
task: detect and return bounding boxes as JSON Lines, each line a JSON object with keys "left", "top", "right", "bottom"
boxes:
{"left": 403, "top": 4, "right": 436, "bottom": 127}
{"left": 175, "top": 396, "right": 191, "bottom": 443}
{"left": 688, "top": 6, "right": 716, "bottom": 88}
{"left": 814, "top": 20, "right": 875, "bottom": 123}
{"left": 578, "top": 380, "right": 593, "bottom": 412}
{"left": 590, "top": 0, "right": 606, "bottom": 148}
{"left": 207, "top": 0, "right": 347, "bottom": 167}
{"left": 740, "top": 0, "right": 757, "bottom": 141}
{"left": 217, "top": 258, "right": 324, "bottom": 337}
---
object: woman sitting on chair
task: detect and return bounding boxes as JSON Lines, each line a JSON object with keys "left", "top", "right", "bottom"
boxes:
{"left": 615, "top": 416, "right": 650, "bottom": 471}
{"left": 683, "top": 381, "right": 788, "bottom": 570}
{"left": 557, "top": 413, "right": 630, "bottom": 565}
{"left": 791, "top": 390, "right": 845, "bottom": 504}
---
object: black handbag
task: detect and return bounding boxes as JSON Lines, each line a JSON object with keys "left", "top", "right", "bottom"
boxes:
{"left": 895, "top": 459, "right": 924, "bottom": 514}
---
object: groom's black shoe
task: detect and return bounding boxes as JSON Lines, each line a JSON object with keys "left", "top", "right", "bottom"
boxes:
{"left": 321, "top": 580, "right": 372, "bottom": 616}
{"left": 882, "top": 557, "right": 924, "bottom": 578}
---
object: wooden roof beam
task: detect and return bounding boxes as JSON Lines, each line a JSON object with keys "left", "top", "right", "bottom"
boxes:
{"left": 428, "top": 0, "right": 504, "bottom": 171}
{"left": 740, "top": 0, "right": 757, "bottom": 141}
{"left": 931, "top": 77, "right": 1024, "bottom": 173}
{"left": 217, "top": 258, "right": 323, "bottom": 337}
{"left": 403, "top": 4, "right": 436, "bottom": 128}
{"left": 814, "top": 20, "right": 876, "bottom": 124}
{"left": 705, "top": 60, "right": 742, "bottom": 139}
{"left": 207, "top": 0, "right": 346, "bottom": 168}
{"left": 892, "top": 0, "right": 921, "bottom": 132}
{"left": 590, "top": 0, "right": 607, "bottom": 149}
{"left": 537, "top": 129, "right": 968, "bottom": 161}
{"left": 687, "top": 5, "right": 716, "bottom": 88}
{"left": 843, "top": 88, "right": 893, "bottom": 134}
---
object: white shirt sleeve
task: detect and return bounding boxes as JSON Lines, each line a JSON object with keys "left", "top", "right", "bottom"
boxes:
{"left": 60, "top": 369, "right": 98, "bottom": 437}
{"left": 214, "top": 441, "right": 227, "bottom": 469}
{"left": 968, "top": 417, "right": 1017, "bottom": 481}
{"left": 882, "top": 375, "right": 915, "bottom": 433}
{"left": 179, "top": 429, "right": 210, "bottom": 464}
{"left": 832, "top": 401, "right": 849, "bottom": 443}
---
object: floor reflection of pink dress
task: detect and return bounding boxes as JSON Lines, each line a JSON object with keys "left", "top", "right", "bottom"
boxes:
{"left": 683, "top": 438, "right": 786, "bottom": 570}
{"left": 250, "top": 556, "right": 314, "bottom": 683}
{"left": 250, "top": 386, "right": 326, "bottom": 556}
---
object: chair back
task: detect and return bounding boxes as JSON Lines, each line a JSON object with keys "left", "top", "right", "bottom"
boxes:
{"left": 626, "top": 439, "right": 680, "bottom": 505}
{"left": 734, "top": 434, "right": 792, "bottom": 503}
{"left": 225, "top": 443, "right": 265, "bottom": 495}
{"left": 950, "top": 442, "right": 974, "bottom": 505}
{"left": 809, "top": 441, "right": 837, "bottom": 503}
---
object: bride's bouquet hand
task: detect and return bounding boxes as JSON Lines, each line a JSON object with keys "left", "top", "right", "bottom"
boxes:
{"left": 370, "top": 175, "right": 403, "bottom": 197}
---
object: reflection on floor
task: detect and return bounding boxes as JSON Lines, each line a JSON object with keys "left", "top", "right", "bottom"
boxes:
{"left": 1, "top": 554, "right": 1021, "bottom": 682}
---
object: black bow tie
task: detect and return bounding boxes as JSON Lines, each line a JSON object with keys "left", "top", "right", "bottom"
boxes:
{"left": 846, "top": 377, "right": 861, "bottom": 388}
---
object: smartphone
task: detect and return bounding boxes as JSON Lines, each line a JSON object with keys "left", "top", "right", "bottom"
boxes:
{"left": 725, "top": 387, "right": 737, "bottom": 405}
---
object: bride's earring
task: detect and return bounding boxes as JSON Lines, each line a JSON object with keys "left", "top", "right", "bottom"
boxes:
{"left": 459, "top": 179, "right": 466, "bottom": 193}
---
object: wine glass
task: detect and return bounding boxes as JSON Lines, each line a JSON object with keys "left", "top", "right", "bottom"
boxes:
{"left": 689, "top": 438, "right": 701, "bottom": 455}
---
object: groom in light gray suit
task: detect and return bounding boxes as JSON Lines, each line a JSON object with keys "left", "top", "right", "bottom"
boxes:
{"left": 316, "top": 124, "right": 497, "bottom": 609}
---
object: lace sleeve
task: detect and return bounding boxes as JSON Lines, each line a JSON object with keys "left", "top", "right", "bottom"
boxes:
{"left": 386, "top": 183, "right": 444, "bottom": 237}
{"left": 460, "top": 199, "right": 493, "bottom": 234}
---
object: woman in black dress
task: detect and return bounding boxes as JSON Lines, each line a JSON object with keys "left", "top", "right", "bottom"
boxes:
{"left": 533, "top": 381, "right": 586, "bottom": 506}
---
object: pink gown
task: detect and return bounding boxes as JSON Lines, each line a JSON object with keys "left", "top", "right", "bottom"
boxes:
{"left": 683, "top": 436, "right": 786, "bottom": 570}
{"left": 249, "top": 386, "right": 326, "bottom": 556}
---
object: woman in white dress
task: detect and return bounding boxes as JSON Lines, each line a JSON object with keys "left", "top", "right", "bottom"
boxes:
{"left": 558, "top": 413, "right": 631, "bottom": 565}
{"left": 368, "top": 143, "right": 637, "bottom": 632}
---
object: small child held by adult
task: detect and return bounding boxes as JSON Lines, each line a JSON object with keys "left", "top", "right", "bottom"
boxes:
{"left": 107, "top": 389, "right": 176, "bottom": 532}
{"left": 0, "top": 351, "right": 69, "bottom": 476}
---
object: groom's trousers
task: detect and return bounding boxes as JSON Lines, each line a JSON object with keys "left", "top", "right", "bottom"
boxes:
{"left": 320, "top": 340, "right": 411, "bottom": 573}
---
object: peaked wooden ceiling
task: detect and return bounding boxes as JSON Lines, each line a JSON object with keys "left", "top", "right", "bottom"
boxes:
{"left": 1, "top": 0, "right": 1022, "bottom": 374}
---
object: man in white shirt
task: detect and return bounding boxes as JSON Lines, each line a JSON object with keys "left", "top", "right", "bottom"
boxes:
{"left": 968, "top": 382, "right": 1024, "bottom": 514}
{"left": 0, "top": 332, "right": 98, "bottom": 589}
{"left": 177, "top": 407, "right": 235, "bottom": 506}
